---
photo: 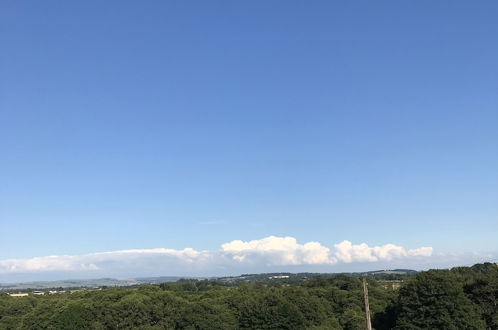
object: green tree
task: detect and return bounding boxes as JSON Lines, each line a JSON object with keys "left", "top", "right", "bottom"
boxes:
{"left": 236, "top": 287, "right": 306, "bottom": 329}
{"left": 50, "top": 302, "right": 94, "bottom": 330}
{"left": 463, "top": 263, "right": 498, "bottom": 329}
{"left": 394, "top": 270, "right": 485, "bottom": 330}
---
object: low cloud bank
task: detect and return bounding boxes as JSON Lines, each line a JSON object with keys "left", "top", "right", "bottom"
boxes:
{"left": 0, "top": 236, "right": 432, "bottom": 276}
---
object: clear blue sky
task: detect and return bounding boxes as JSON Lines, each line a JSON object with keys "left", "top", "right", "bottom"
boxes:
{"left": 1, "top": 1, "right": 497, "bottom": 277}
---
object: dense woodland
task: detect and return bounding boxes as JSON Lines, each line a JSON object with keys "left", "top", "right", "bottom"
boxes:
{"left": 0, "top": 263, "right": 496, "bottom": 329}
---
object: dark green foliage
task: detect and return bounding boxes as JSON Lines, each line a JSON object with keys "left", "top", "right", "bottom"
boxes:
{"left": 178, "top": 301, "right": 237, "bottom": 329}
{"left": 0, "top": 263, "right": 496, "bottom": 329}
{"left": 372, "top": 300, "right": 397, "bottom": 330}
{"left": 235, "top": 288, "right": 306, "bottom": 329}
{"left": 463, "top": 263, "right": 498, "bottom": 329}
{"left": 50, "top": 302, "right": 94, "bottom": 330}
{"left": 394, "top": 270, "right": 485, "bottom": 330}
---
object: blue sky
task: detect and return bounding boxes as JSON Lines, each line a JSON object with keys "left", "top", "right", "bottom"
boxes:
{"left": 1, "top": 1, "right": 497, "bottom": 281}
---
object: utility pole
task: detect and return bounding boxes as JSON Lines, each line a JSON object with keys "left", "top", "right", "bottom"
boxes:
{"left": 363, "top": 278, "right": 372, "bottom": 330}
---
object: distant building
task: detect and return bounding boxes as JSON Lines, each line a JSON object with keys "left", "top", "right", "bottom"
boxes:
{"left": 9, "top": 293, "right": 29, "bottom": 297}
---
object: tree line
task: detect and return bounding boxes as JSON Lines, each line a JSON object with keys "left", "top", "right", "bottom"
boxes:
{"left": 0, "top": 263, "right": 496, "bottom": 329}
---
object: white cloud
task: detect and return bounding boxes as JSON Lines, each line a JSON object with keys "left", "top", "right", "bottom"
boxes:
{"left": 221, "top": 236, "right": 335, "bottom": 265}
{"left": 0, "top": 236, "right": 433, "bottom": 276}
{"left": 0, "top": 255, "right": 99, "bottom": 273}
{"left": 407, "top": 247, "right": 433, "bottom": 257}
{"left": 333, "top": 240, "right": 433, "bottom": 263}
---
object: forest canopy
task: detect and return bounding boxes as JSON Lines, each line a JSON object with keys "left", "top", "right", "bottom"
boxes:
{"left": 0, "top": 263, "right": 496, "bottom": 329}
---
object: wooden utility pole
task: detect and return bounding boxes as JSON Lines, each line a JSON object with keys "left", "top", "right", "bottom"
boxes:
{"left": 363, "top": 278, "right": 372, "bottom": 330}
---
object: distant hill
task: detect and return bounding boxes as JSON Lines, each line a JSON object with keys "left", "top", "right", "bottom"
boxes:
{"left": 216, "top": 269, "right": 417, "bottom": 284}
{"left": 0, "top": 269, "right": 416, "bottom": 291}
{"left": 356, "top": 269, "right": 418, "bottom": 277}
{"left": 0, "top": 276, "right": 190, "bottom": 291}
